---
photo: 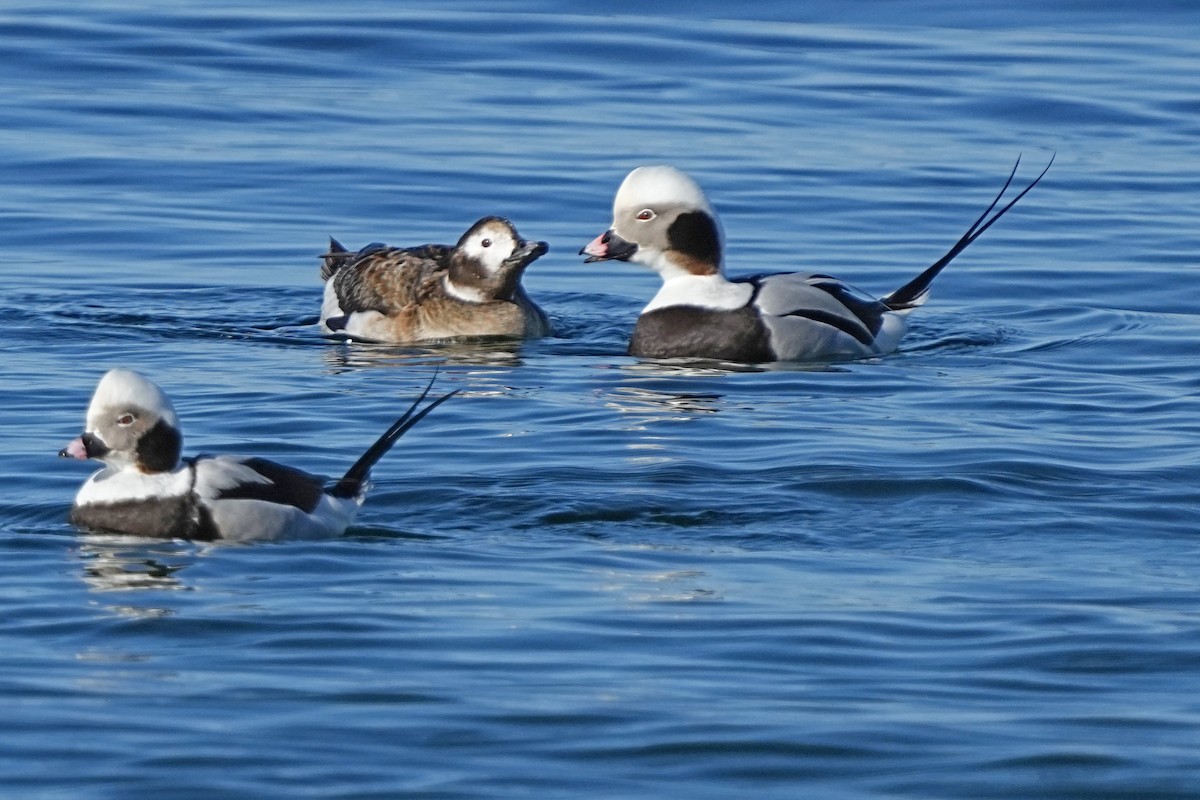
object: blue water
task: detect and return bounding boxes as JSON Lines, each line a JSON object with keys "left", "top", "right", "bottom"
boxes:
{"left": 3, "top": 2, "right": 1200, "bottom": 797}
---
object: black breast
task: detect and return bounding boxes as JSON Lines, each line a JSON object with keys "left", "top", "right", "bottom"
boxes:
{"left": 629, "top": 306, "right": 773, "bottom": 362}
{"left": 68, "top": 496, "right": 217, "bottom": 541}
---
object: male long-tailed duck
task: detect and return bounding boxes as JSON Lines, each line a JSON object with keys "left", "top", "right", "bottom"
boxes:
{"left": 580, "top": 158, "right": 1051, "bottom": 363}
{"left": 320, "top": 216, "right": 552, "bottom": 343}
{"left": 59, "top": 368, "right": 455, "bottom": 541}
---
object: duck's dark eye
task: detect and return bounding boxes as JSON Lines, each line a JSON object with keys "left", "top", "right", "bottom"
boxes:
{"left": 636, "top": 209, "right": 655, "bottom": 221}
{"left": 481, "top": 238, "right": 492, "bottom": 248}
{"left": 117, "top": 413, "right": 135, "bottom": 426}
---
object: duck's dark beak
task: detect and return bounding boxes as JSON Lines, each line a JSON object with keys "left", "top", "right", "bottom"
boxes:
{"left": 580, "top": 229, "right": 637, "bottom": 263}
{"left": 59, "top": 432, "right": 107, "bottom": 460}
{"left": 506, "top": 239, "right": 549, "bottom": 266}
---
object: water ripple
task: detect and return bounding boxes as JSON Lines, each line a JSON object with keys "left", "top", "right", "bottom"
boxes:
{"left": 3, "top": 4, "right": 1200, "bottom": 799}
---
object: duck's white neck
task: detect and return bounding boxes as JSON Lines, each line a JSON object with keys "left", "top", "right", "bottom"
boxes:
{"left": 634, "top": 246, "right": 723, "bottom": 282}
{"left": 643, "top": 273, "right": 752, "bottom": 313}
{"left": 442, "top": 274, "right": 487, "bottom": 304}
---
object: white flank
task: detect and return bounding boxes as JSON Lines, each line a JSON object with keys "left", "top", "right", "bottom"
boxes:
{"left": 319, "top": 281, "right": 345, "bottom": 325}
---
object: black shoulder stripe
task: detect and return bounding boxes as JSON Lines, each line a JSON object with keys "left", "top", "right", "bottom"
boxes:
{"left": 211, "top": 458, "right": 326, "bottom": 514}
{"left": 190, "top": 503, "right": 222, "bottom": 541}
{"left": 782, "top": 308, "right": 875, "bottom": 346}
{"left": 186, "top": 460, "right": 222, "bottom": 541}
{"left": 810, "top": 281, "right": 888, "bottom": 338}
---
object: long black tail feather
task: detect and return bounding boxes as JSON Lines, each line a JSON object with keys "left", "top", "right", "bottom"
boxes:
{"left": 320, "top": 237, "right": 352, "bottom": 282}
{"left": 882, "top": 154, "right": 1054, "bottom": 311}
{"left": 329, "top": 373, "right": 459, "bottom": 499}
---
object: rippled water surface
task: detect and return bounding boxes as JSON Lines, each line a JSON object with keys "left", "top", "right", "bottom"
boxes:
{"left": 3, "top": 2, "right": 1200, "bottom": 798}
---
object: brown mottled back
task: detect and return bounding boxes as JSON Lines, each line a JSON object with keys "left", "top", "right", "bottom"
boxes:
{"left": 331, "top": 244, "right": 455, "bottom": 316}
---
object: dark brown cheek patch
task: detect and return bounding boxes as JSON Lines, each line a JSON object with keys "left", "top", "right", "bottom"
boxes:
{"left": 667, "top": 211, "right": 720, "bottom": 267}
{"left": 135, "top": 418, "right": 182, "bottom": 472}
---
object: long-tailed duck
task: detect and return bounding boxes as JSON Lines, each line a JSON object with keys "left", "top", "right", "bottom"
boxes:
{"left": 580, "top": 158, "right": 1051, "bottom": 363}
{"left": 320, "top": 216, "right": 552, "bottom": 343}
{"left": 59, "top": 368, "right": 456, "bottom": 542}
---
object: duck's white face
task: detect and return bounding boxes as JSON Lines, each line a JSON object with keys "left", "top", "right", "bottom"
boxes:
{"left": 457, "top": 216, "right": 550, "bottom": 276}
{"left": 61, "top": 369, "right": 182, "bottom": 472}
{"left": 459, "top": 218, "right": 522, "bottom": 274}
{"left": 581, "top": 165, "right": 725, "bottom": 280}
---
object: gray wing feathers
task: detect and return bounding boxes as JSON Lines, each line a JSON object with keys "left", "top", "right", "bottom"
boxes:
{"left": 751, "top": 273, "right": 894, "bottom": 360}
{"left": 753, "top": 274, "right": 867, "bottom": 320}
